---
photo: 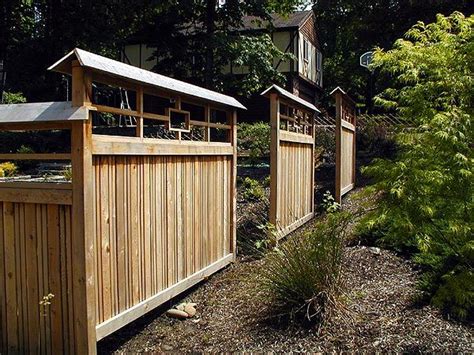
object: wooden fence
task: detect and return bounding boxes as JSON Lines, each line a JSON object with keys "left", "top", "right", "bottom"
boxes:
{"left": 332, "top": 87, "right": 357, "bottom": 203}
{"left": 0, "top": 48, "right": 243, "bottom": 353}
{"left": 262, "top": 85, "right": 318, "bottom": 239}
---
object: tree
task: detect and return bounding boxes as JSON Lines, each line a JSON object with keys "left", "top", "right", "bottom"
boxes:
{"left": 360, "top": 12, "right": 473, "bottom": 319}
{"left": 312, "top": 0, "right": 473, "bottom": 111}
{"left": 140, "top": 0, "right": 304, "bottom": 96}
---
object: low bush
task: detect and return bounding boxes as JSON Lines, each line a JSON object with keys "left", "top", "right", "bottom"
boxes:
{"left": 262, "top": 212, "right": 350, "bottom": 325}
{"left": 0, "top": 162, "right": 18, "bottom": 177}
{"left": 238, "top": 122, "right": 270, "bottom": 161}
{"left": 241, "top": 177, "right": 266, "bottom": 202}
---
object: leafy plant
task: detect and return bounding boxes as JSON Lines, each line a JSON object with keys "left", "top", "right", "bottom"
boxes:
{"left": 238, "top": 122, "right": 270, "bottom": 161}
{"left": 255, "top": 222, "right": 279, "bottom": 251}
{"left": 241, "top": 177, "right": 266, "bottom": 202}
{"left": 321, "top": 191, "right": 341, "bottom": 213}
{"left": 361, "top": 12, "right": 473, "bottom": 320}
{"left": 2, "top": 91, "right": 26, "bottom": 104}
{"left": 262, "top": 212, "right": 351, "bottom": 325}
{"left": 0, "top": 162, "right": 18, "bottom": 177}
{"left": 63, "top": 167, "right": 72, "bottom": 181}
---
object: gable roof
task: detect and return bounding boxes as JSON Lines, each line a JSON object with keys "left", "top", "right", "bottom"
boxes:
{"left": 241, "top": 10, "right": 312, "bottom": 31}
{"left": 261, "top": 84, "right": 320, "bottom": 113}
{"left": 0, "top": 101, "right": 89, "bottom": 124}
{"left": 48, "top": 48, "right": 246, "bottom": 110}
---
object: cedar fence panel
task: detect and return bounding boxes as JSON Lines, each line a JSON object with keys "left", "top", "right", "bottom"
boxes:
{"left": 332, "top": 87, "right": 357, "bottom": 203}
{"left": 0, "top": 48, "right": 242, "bottom": 353}
{"left": 263, "top": 85, "right": 318, "bottom": 239}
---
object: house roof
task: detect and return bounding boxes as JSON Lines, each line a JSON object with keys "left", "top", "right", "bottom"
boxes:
{"left": 48, "top": 48, "right": 246, "bottom": 110}
{"left": 261, "top": 84, "right": 320, "bottom": 113}
{"left": 0, "top": 101, "right": 89, "bottom": 124}
{"left": 241, "top": 10, "right": 312, "bottom": 31}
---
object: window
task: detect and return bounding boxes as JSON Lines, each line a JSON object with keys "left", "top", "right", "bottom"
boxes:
{"left": 303, "top": 39, "right": 309, "bottom": 62}
{"left": 316, "top": 50, "right": 323, "bottom": 87}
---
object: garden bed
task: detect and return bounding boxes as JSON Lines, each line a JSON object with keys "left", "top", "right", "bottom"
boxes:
{"left": 98, "top": 189, "right": 473, "bottom": 353}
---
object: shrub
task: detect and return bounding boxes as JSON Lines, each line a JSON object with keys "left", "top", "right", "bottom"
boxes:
{"left": 241, "top": 177, "right": 266, "bottom": 202}
{"left": 262, "top": 212, "right": 350, "bottom": 325}
{"left": 0, "top": 162, "right": 18, "bottom": 177}
{"left": 321, "top": 191, "right": 340, "bottom": 213}
{"left": 361, "top": 12, "right": 473, "bottom": 319}
{"left": 238, "top": 122, "right": 270, "bottom": 161}
{"left": 2, "top": 91, "right": 26, "bottom": 104}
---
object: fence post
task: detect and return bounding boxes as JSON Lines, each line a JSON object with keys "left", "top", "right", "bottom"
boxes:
{"left": 269, "top": 92, "right": 280, "bottom": 229}
{"left": 334, "top": 90, "right": 342, "bottom": 204}
{"left": 71, "top": 60, "right": 97, "bottom": 354}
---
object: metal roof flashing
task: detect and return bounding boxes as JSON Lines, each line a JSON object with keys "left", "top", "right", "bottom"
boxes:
{"left": 48, "top": 48, "right": 246, "bottom": 110}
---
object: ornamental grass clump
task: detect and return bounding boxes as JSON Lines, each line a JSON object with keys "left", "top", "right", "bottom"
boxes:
{"left": 262, "top": 212, "right": 350, "bottom": 325}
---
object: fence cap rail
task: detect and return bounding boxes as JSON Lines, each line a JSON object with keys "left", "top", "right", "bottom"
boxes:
{"left": 261, "top": 84, "right": 320, "bottom": 113}
{"left": 0, "top": 101, "right": 90, "bottom": 124}
{"left": 48, "top": 48, "right": 247, "bottom": 111}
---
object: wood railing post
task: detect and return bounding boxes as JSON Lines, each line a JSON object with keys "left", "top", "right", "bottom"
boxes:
{"left": 230, "top": 110, "right": 238, "bottom": 258}
{"left": 71, "top": 60, "right": 97, "bottom": 354}
{"left": 334, "top": 91, "right": 342, "bottom": 204}
{"left": 269, "top": 93, "right": 280, "bottom": 229}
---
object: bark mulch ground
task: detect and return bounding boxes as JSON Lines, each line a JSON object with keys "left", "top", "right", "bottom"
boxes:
{"left": 98, "top": 190, "right": 473, "bottom": 353}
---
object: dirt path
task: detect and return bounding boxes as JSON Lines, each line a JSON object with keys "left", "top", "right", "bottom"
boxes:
{"left": 98, "top": 191, "right": 473, "bottom": 353}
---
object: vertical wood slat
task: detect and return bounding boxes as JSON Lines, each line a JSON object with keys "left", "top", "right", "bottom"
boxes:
{"left": 91, "top": 154, "right": 233, "bottom": 330}
{"left": 0, "top": 201, "right": 73, "bottom": 354}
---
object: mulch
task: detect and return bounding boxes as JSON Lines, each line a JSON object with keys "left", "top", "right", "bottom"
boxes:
{"left": 98, "top": 189, "right": 473, "bottom": 353}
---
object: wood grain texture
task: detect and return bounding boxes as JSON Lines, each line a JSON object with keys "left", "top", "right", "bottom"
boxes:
{"left": 92, "top": 154, "right": 233, "bottom": 333}
{"left": 0, "top": 201, "right": 74, "bottom": 353}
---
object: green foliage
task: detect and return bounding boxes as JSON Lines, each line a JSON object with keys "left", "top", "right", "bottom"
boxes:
{"left": 241, "top": 177, "right": 266, "bottom": 202}
{"left": 0, "top": 162, "right": 18, "bottom": 177}
{"left": 314, "top": 127, "right": 335, "bottom": 164}
{"left": 321, "top": 191, "right": 340, "bottom": 213}
{"left": 238, "top": 122, "right": 270, "bottom": 160}
{"left": 63, "top": 167, "right": 72, "bottom": 181}
{"left": 223, "top": 34, "right": 295, "bottom": 96}
{"left": 262, "top": 212, "right": 350, "bottom": 324}
{"left": 313, "top": 0, "right": 473, "bottom": 111}
{"left": 360, "top": 12, "right": 473, "bottom": 320}
{"left": 2, "top": 91, "right": 26, "bottom": 104}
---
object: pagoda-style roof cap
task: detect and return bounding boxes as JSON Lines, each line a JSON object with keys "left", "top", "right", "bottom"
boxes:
{"left": 261, "top": 84, "right": 320, "bottom": 113}
{"left": 49, "top": 48, "right": 246, "bottom": 110}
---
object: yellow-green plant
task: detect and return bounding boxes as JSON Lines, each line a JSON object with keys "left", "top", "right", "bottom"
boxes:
{"left": 360, "top": 12, "right": 473, "bottom": 319}
{"left": 0, "top": 162, "right": 18, "bottom": 177}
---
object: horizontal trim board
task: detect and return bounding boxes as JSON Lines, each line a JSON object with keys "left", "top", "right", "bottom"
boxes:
{"left": 280, "top": 130, "right": 314, "bottom": 145}
{"left": 0, "top": 182, "right": 72, "bottom": 190}
{"left": 96, "top": 254, "right": 234, "bottom": 340}
{"left": 341, "top": 120, "right": 355, "bottom": 131}
{"left": 0, "top": 187, "right": 72, "bottom": 205}
{"left": 0, "top": 153, "right": 71, "bottom": 161}
{"left": 278, "top": 212, "right": 314, "bottom": 240}
{"left": 92, "top": 135, "right": 233, "bottom": 155}
{"left": 341, "top": 183, "right": 355, "bottom": 196}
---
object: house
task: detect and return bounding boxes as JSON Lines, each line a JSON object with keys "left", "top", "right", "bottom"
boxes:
{"left": 121, "top": 10, "right": 322, "bottom": 122}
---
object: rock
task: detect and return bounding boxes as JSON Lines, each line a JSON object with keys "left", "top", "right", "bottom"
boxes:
{"left": 184, "top": 304, "right": 197, "bottom": 317}
{"left": 166, "top": 309, "right": 189, "bottom": 319}
{"left": 369, "top": 247, "right": 381, "bottom": 255}
{"left": 176, "top": 302, "right": 186, "bottom": 311}
{"left": 161, "top": 344, "right": 173, "bottom": 351}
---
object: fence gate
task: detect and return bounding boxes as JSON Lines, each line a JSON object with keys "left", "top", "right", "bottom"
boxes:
{"left": 262, "top": 85, "right": 319, "bottom": 239}
{"left": 332, "top": 87, "right": 357, "bottom": 203}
